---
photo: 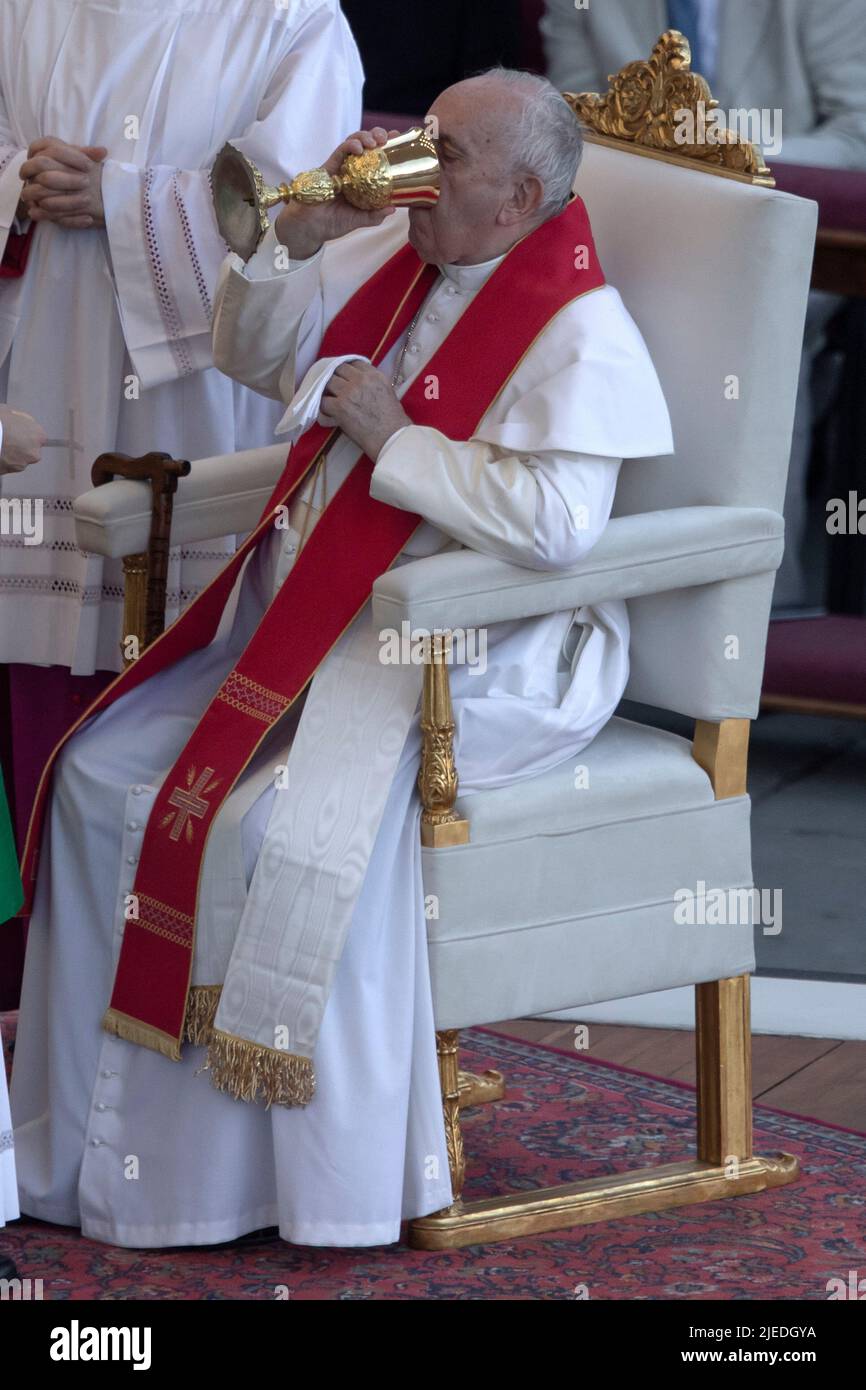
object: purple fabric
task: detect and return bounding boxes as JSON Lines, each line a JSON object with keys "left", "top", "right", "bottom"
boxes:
{"left": 9, "top": 664, "right": 113, "bottom": 850}
{"left": 0, "top": 666, "right": 111, "bottom": 1006}
{"left": 763, "top": 616, "right": 866, "bottom": 706}
{"left": 773, "top": 163, "right": 866, "bottom": 235}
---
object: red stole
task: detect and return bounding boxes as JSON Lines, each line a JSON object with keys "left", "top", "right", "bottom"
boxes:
{"left": 0, "top": 222, "right": 36, "bottom": 279}
{"left": 21, "top": 197, "right": 605, "bottom": 1061}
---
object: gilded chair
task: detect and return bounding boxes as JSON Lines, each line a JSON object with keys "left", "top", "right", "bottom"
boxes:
{"left": 74, "top": 34, "right": 818, "bottom": 1248}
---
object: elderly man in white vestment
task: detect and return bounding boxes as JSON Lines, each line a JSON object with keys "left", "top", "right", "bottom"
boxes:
{"left": 11, "top": 71, "right": 673, "bottom": 1249}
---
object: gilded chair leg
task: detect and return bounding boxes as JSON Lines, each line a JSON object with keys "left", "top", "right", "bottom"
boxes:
{"left": 409, "top": 982, "right": 799, "bottom": 1250}
{"left": 409, "top": 716, "right": 800, "bottom": 1248}
{"left": 696, "top": 975, "right": 752, "bottom": 1165}
{"left": 419, "top": 632, "right": 470, "bottom": 847}
{"left": 692, "top": 718, "right": 750, "bottom": 799}
{"left": 436, "top": 1029, "right": 465, "bottom": 1205}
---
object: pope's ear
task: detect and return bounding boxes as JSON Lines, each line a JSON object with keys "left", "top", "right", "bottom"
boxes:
{"left": 498, "top": 173, "right": 544, "bottom": 226}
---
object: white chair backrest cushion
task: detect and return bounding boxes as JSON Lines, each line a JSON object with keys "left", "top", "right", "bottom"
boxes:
{"left": 576, "top": 141, "right": 818, "bottom": 516}
{"left": 574, "top": 142, "right": 817, "bottom": 719}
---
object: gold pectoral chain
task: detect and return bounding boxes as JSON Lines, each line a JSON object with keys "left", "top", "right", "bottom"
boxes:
{"left": 390, "top": 274, "right": 443, "bottom": 388}
{"left": 293, "top": 286, "right": 439, "bottom": 554}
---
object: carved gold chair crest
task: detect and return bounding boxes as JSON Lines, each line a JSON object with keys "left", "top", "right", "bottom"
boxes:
{"left": 566, "top": 29, "right": 773, "bottom": 185}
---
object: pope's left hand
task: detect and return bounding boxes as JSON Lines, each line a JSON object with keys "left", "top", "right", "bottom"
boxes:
{"left": 319, "top": 361, "right": 410, "bottom": 459}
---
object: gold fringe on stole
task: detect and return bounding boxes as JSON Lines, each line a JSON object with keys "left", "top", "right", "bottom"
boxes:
{"left": 103, "top": 996, "right": 315, "bottom": 1106}
{"left": 102, "top": 1008, "right": 183, "bottom": 1061}
{"left": 205, "top": 1027, "right": 316, "bottom": 1108}
{"left": 183, "top": 985, "right": 222, "bottom": 1046}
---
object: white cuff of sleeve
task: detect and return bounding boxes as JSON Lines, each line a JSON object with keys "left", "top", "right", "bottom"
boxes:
{"left": 370, "top": 425, "right": 421, "bottom": 503}
{"left": 244, "top": 222, "right": 324, "bottom": 281}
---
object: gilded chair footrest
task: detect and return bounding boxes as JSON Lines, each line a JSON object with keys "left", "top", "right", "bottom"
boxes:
{"left": 408, "top": 1152, "right": 799, "bottom": 1250}
{"left": 457, "top": 1068, "right": 505, "bottom": 1109}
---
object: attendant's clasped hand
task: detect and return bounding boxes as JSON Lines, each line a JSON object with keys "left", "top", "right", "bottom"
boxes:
{"left": 18, "top": 137, "right": 107, "bottom": 229}
{"left": 319, "top": 361, "right": 410, "bottom": 460}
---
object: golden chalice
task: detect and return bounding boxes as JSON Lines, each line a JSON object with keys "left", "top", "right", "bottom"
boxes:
{"left": 212, "top": 128, "right": 440, "bottom": 260}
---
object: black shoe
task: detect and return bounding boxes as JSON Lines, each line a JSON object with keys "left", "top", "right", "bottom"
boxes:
{"left": 0, "top": 1254, "right": 18, "bottom": 1280}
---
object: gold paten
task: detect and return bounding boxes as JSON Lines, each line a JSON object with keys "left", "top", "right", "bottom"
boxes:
{"left": 566, "top": 29, "right": 774, "bottom": 187}
{"left": 212, "top": 127, "right": 440, "bottom": 260}
{"left": 418, "top": 632, "right": 470, "bottom": 848}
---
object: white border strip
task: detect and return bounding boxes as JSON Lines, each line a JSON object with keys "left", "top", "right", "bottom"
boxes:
{"left": 543, "top": 977, "right": 866, "bottom": 1040}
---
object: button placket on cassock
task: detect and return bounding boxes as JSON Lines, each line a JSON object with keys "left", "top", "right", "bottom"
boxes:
{"left": 78, "top": 784, "right": 156, "bottom": 1212}
{"left": 284, "top": 273, "right": 468, "bottom": 527}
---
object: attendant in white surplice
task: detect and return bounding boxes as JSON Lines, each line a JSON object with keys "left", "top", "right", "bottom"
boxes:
{"left": 0, "top": 405, "right": 44, "bottom": 1281}
{"left": 0, "top": 756, "right": 21, "bottom": 1284}
{"left": 1, "top": 1009, "right": 18, "bottom": 1280}
{"left": 12, "top": 72, "right": 673, "bottom": 1248}
{"left": 0, "top": 0, "right": 361, "bottom": 675}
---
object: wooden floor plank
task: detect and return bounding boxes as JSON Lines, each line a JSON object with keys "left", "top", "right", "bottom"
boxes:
{"left": 488, "top": 1019, "right": 859, "bottom": 1129}
{"left": 757, "top": 1041, "right": 866, "bottom": 1131}
{"left": 659, "top": 1033, "right": 842, "bottom": 1093}
{"left": 749, "top": 1035, "right": 844, "bottom": 1098}
{"left": 588, "top": 1026, "right": 696, "bottom": 1077}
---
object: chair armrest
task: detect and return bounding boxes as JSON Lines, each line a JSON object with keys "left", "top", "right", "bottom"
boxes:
{"left": 74, "top": 444, "right": 287, "bottom": 557}
{"left": 371, "top": 507, "right": 784, "bottom": 631}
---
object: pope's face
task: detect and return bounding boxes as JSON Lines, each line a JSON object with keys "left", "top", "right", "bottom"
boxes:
{"left": 407, "top": 79, "right": 535, "bottom": 267}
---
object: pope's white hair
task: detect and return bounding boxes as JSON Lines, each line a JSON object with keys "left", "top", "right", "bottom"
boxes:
{"left": 478, "top": 67, "right": 584, "bottom": 218}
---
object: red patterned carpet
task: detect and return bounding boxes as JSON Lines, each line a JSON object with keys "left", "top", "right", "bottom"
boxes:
{"left": 3, "top": 1017, "right": 865, "bottom": 1300}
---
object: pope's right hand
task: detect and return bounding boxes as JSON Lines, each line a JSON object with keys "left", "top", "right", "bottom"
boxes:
{"left": 0, "top": 405, "right": 47, "bottom": 473}
{"left": 273, "top": 128, "right": 398, "bottom": 261}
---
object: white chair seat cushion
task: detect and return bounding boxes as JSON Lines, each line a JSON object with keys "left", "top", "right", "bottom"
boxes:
{"left": 423, "top": 717, "right": 755, "bottom": 1029}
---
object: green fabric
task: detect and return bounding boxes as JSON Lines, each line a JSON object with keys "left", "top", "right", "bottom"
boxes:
{"left": 0, "top": 766, "right": 22, "bottom": 925}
